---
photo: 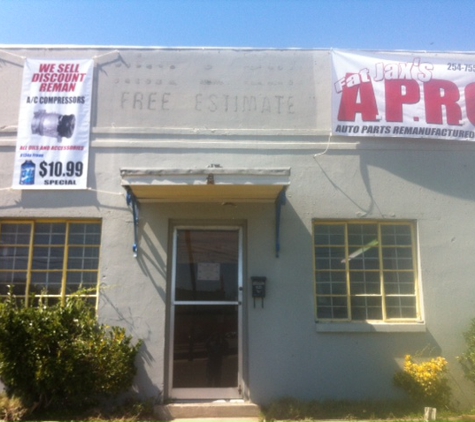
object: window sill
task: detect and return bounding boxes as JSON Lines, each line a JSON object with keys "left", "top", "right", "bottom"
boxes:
{"left": 315, "top": 321, "right": 426, "bottom": 333}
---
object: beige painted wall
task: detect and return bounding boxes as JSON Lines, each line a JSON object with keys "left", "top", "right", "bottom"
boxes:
{"left": 0, "top": 47, "right": 475, "bottom": 407}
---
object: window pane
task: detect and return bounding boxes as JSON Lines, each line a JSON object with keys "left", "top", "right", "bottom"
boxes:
{"left": 381, "top": 224, "right": 412, "bottom": 246}
{"left": 382, "top": 247, "right": 413, "bottom": 270}
{"left": 31, "top": 271, "right": 62, "bottom": 294}
{"left": 69, "top": 223, "right": 101, "bottom": 245}
{"left": 0, "top": 272, "right": 27, "bottom": 295}
{"left": 32, "top": 247, "right": 64, "bottom": 270}
{"left": 34, "top": 223, "right": 66, "bottom": 245}
{"left": 315, "top": 271, "right": 346, "bottom": 283}
{"left": 68, "top": 246, "right": 100, "bottom": 270}
{"left": 66, "top": 271, "right": 98, "bottom": 292}
{"left": 315, "top": 223, "right": 350, "bottom": 320}
{"left": 384, "top": 271, "right": 415, "bottom": 294}
{"left": 348, "top": 246, "right": 379, "bottom": 270}
{"left": 386, "top": 296, "right": 417, "bottom": 319}
{"left": 316, "top": 271, "right": 347, "bottom": 295}
{"left": 314, "top": 224, "right": 345, "bottom": 245}
{"left": 0, "top": 223, "right": 31, "bottom": 245}
{"left": 315, "top": 247, "right": 346, "bottom": 270}
{"left": 0, "top": 246, "right": 29, "bottom": 270}
{"left": 348, "top": 224, "right": 377, "bottom": 246}
{"left": 316, "top": 281, "right": 347, "bottom": 295}
{"left": 351, "top": 296, "right": 382, "bottom": 320}
{"left": 317, "top": 296, "right": 348, "bottom": 319}
{"left": 350, "top": 271, "right": 380, "bottom": 294}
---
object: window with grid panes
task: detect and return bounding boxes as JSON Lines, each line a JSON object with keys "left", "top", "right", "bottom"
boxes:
{"left": 313, "top": 221, "right": 420, "bottom": 322}
{"left": 0, "top": 220, "right": 101, "bottom": 305}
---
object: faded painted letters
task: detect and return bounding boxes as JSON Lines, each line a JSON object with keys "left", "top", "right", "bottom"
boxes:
{"left": 119, "top": 91, "right": 296, "bottom": 115}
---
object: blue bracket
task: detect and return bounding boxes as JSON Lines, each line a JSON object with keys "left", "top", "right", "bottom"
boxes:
{"left": 275, "top": 189, "right": 287, "bottom": 258}
{"left": 126, "top": 187, "right": 139, "bottom": 258}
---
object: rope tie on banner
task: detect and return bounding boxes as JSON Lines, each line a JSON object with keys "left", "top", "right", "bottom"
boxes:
{"left": 0, "top": 49, "right": 121, "bottom": 66}
{"left": 0, "top": 50, "right": 26, "bottom": 66}
{"left": 0, "top": 187, "right": 124, "bottom": 195}
{"left": 92, "top": 50, "right": 121, "bottom": 66}
{"left": 86, "top": 187, "right": 124, "bottom": 196}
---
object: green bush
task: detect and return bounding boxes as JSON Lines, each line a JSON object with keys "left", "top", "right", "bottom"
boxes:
{"left": 459, "top": 318, "right": 475, "bottom": 389}
{"left": 0, "top": 292, "right": 142, "bottom": 412}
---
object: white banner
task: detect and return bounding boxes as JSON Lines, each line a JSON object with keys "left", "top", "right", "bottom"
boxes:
{"left": 12, "top": 59, "right": 93, "bottom": 189}
{"left": 332, "top": 50, "right": 475, "bottom": 141}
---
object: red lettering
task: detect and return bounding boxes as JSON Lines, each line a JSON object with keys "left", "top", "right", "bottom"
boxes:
{"left": 58, "top": 63, "right": 79, "bottom": 72}
{"left": 465, "top": 83, "right": 475, "bottom": 125}
{"left": 39, "top": 63, "right": 55, "bottom": 73}
{"left": 385, "top": 79, "right": 420, "bottom": 122}
{"left": 337, "top": 73, "right": 379, "bottom": 122}
{"left": 424, "top": 79, "right": 461, "bottom": 125}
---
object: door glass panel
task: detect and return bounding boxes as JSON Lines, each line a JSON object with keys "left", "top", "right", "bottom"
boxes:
{"left": 172, "top": 228, "right": 240, "bottom": 392}
{"left": 173, "top": 304, "right": 238, "bottom": 388}
{"left": 175, "top": 230, "right": 239, "bottom": 301}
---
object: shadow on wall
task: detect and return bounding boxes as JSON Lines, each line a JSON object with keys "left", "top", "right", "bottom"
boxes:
{"left": 246, "top": 201, "right": 455, "bottom": 404}
{"left": 355, "top": 139, "right": 475, "bottom": 202}
{"left": 313, "top": 329, "right": 443, "bottom": 399}
{"left": 132, "top": 342, "right": 163, "bottom": 402}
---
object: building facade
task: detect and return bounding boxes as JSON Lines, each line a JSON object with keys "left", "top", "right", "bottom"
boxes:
{"left": 1, "top": 46, "right": 475, "bottom": 407}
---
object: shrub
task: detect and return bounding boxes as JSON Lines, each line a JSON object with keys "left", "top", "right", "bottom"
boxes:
{"left": 393, "top": 354, "right": 452, "bottom": 408}
{"left": 0, "top": 291, "right": 142, "bottom": 412}
{"left": 459, "top": 318, "right": 475, "bottom": 390}
{"left": 0, "top": 395, "right": 27, "bottom": 421}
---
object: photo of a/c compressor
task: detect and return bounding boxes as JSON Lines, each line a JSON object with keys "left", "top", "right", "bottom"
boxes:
{"left": 31, "top": 110, "right": 76, "bottom": 140}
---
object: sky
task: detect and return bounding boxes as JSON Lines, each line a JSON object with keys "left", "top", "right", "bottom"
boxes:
{"left": 1, "top": 0, "right": 475, "bottom": 52}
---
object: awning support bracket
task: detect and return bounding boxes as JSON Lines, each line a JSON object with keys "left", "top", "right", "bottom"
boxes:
{"left": 126, "top": 187, "right": 140, "bottom": 258}
{"left": 275, "top": 189, "right": 287, "bottom": 258}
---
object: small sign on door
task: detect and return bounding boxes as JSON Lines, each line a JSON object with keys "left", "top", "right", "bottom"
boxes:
{"left": 197, "top": 263, "right": 220, "bottom": 281}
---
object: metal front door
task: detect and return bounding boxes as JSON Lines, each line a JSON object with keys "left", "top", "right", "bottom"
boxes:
{"left": 169, "top": 227, "right": 243, "bottom": 399}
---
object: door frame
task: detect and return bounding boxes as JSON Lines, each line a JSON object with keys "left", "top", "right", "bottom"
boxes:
{"left": 166, "top": 224, "right": 244, "bottom": 400}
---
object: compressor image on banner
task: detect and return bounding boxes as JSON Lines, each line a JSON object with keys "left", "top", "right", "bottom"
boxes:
{"left": 31, "top": 110, "right": 76, "bottom": 141}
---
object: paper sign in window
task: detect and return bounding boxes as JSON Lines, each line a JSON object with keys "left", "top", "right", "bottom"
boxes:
{"left": 197, "top": 263, "right": 220, "bottom": 281}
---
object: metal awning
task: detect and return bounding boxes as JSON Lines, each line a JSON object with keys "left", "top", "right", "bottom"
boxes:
{"left": 120, "top": 167, "right": 290, "bottom": 203}
{"left": 120, "top": 167, "right": 290, "bottom": 258}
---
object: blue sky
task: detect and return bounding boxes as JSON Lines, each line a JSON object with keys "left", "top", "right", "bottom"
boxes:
{"left": 1, "top": 0, "right": 475, "bottom": 51}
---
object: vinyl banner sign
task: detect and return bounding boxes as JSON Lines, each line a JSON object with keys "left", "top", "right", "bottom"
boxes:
{"left": 12, "top": 59, "right": 93, "bottom": 189}
{"left": 332, "top": 50, "right": 475, "bottom": 141}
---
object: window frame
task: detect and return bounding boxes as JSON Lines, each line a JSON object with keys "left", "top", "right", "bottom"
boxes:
{"left": 0, "top": 219, "right": 101, "bottom": 307}
{"left": 312, "top": 220, "right": 422, "bottom": 325}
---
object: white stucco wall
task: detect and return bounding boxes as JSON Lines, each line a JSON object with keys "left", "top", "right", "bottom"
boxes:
{"left": 1, "top": 46, "right": 475, "bottom": 407}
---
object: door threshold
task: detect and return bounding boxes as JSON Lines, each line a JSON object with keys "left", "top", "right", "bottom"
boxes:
{"left": 156, "top": 401, "right": 260, "bottom": 420}
{"left": 167, "top": 399, "right": 246, "bottom": 404}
